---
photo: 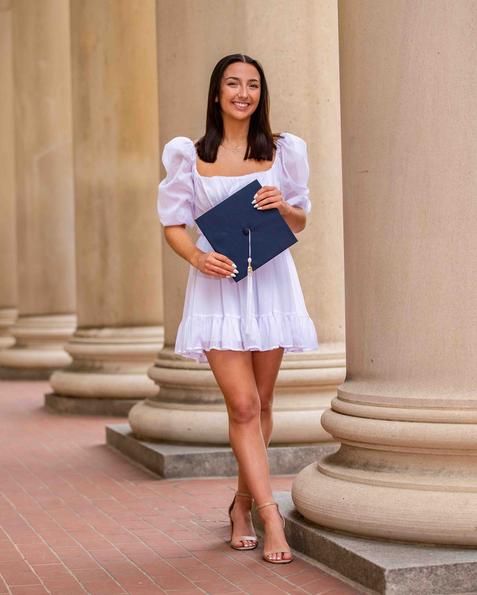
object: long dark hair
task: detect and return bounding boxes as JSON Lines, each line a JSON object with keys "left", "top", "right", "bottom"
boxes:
{"left": 195, "top": 53, "right": 283, "bottom": 163}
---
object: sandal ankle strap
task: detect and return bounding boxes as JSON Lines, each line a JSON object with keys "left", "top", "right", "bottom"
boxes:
{"left": 256, "top": 501, "right": 278, "bottom": 511}
{"left": 235, "top": 491, "right": 253, "bottom": 499}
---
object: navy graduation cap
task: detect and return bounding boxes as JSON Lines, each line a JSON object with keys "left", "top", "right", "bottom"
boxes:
{"left": 194, "top": 178, "right": 297, "bottom": 335}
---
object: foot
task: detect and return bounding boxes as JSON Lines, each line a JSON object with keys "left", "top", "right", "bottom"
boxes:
{"left": 229, "top": 493, "right": 257, "bottom": 549}
{"left": 258, "top": 503, "right": 292, "bottom": 562}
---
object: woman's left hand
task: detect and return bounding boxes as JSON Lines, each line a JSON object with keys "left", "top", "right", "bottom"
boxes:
{"left": 252, "top": 186, "right": 291, "bottom": 217}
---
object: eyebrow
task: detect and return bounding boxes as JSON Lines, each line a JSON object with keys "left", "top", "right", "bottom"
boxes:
{"left": 225, "top": 76, "right": 260, "bottom": 82}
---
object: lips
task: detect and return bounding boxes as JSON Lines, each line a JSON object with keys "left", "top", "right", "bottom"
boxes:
{"left": 233, "top": 101, "right": 250, "bottom": 109}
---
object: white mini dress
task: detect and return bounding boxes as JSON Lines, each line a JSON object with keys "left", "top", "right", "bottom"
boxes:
{"left": 157, "top": 131, "right": 319, "bottom": 364}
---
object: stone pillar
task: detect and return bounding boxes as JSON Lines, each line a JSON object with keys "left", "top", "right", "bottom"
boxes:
{"left": 0, "top": 1, "right": 17, "bottom": 350}
{"left": 48, "top": 0, "right": 163, "bottom": 414}
{"left": 0, "top": 0, "right": 76, "bottom": 377}
{"left": 292, "top": 0, "right": 477, "bottom": 545}
{"left": 129, "top": 0, "right": 345, "bottom": 444}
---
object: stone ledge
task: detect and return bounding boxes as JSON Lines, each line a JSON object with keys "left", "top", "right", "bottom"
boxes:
{"left": 105, "top": 422, "right": 339, "bottom": 478}
{"left": 252, "top": 492, "right": 477, "bottom": 595}
{"left": 44, "top": 393, "right": 138, "bottom": 416}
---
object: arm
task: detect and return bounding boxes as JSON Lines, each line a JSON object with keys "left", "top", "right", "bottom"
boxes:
{"left": 252, "top": 186, "right": 307, "bottom": 233}
{"left": 163, "top": 224, "right": 237, "bottom": 278}
{"left": 279, "top": 203, "right": 307, "bottom": 233}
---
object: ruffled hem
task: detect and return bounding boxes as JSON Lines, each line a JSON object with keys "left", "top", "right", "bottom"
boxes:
{"left": 174, "top": 311, "right": 319, "bottom": 364}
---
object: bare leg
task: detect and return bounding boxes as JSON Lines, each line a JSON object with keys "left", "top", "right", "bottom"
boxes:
{"left": 237, "top": 347, "right": 284, "bottom": 495}
{"left": 204, "top": 347, "right": 291, "bottom": 561}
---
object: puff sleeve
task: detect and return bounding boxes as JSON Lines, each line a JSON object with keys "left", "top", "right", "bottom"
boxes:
{"left": 279, "top": 132, "right": 312, "bottom": 214}
{"left": 157, "top": 136, "right": 196, "bottom": 228}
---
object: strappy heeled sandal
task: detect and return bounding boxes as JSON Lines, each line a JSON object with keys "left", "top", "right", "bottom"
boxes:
{"left": 256, "top": 501, "right": 293, "bottom": 564}
{"left": 227, "top": 491, "right": 258, "bottom": 550}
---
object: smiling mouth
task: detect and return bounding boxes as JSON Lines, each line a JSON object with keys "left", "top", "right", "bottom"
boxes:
{"left": 233, "top": 102, "right": 250, "bottom": 108}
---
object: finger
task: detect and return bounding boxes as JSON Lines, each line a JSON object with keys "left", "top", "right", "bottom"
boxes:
{"left": 207, "top": 263, "right": 233, "bottom": 277}
{"left": 212, "top": 253, "right": 236, "bottom": 270}
{"left": 255, "top": 191, "right": 280, "bottom": 205}
{"left": 255, "top": 196, "right": 282, "bottom": 209}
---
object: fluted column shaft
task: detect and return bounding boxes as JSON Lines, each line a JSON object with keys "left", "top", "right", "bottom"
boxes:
{"left": 129, "top": 0, "right": 345, "bottom": 444}
{"left": 0, "top": 1, "right": 17, "bottom": 350}
{"left": 0, "top": 0, "right": 76, "bottom": 377}
{"left": 292, "top": 0, "right": 477, "bottom": 545}
{"left": 49, "top": 0, "right": 163, "bottom": 412}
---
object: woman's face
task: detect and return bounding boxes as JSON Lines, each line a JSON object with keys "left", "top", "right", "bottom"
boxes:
{"left": 217, "top": 62, "right": 261, "bottom": 121}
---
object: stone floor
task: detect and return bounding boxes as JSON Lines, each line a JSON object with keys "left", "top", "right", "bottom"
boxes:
{"left": 0, "top": 380, "right": 364, "bottom": 595}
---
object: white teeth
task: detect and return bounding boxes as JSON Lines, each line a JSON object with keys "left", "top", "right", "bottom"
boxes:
{"left": 234, "top": 102, "right": 249, "bottom": 107}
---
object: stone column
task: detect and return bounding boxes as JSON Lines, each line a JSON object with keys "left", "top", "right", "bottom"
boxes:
{"left": 293, "top": 0, "right": 477, "bottom": 545}
{"left": 129, "top": 0, "right": 345, "bottom": 444}
{"left": 0, "top": 1, "right": 17, "bottom": 350}
{"left": 48, "top": 0, "right": 163, "bottom": 414}
{"left": 0, "top": 0, "right": 76, "bottom": 377}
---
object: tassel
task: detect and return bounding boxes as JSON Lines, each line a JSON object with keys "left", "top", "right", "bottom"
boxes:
{"left": 245, "top": 229, "right": 254, "bottom": 335}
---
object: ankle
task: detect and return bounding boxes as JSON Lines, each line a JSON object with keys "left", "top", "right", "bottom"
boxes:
{"left": 257, "top": 503, "right": 283, "bottom": 523}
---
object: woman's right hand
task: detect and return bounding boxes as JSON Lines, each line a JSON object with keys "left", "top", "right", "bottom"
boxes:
{"left": 191, "top": 250, "right": 238, "bottom": 278}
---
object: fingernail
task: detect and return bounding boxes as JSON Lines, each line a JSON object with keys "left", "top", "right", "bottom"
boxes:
{"left": 253, "top": 193, "right": 258, "bottom": 199}
{"left": 233, "top": 268, "right": 238, "bottom": 274}
{"left": 253, "top": 204, "right": 258, "bottom": 209}
{"left": 251, "top": 199, "right": 256, "bottom": 204}
{"left": 231, "top": 273, "right": 236, "bottom": 277}
{"left": 257, "top": 206, "right": 262, "bottom": 210}
{"left": 232, "top": 262, "right": 237, "bottom": 268}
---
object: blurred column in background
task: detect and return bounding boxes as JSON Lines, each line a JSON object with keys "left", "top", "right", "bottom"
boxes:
{"left": 128, "top": 0, "right": 345, "bottom": 451}
{"left": 293, "top": 0, "right": 477, "bottom": 545}
{"left": 48, "top": 0, "right": 163, "bottom": 414}
{"left": 0, "top": 1, "right": 17, "bottom": 351}
{"left": 0, "top": 0, "right": 76, "bottom": 378}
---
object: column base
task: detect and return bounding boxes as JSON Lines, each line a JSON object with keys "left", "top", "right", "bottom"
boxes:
{"left": 0, "top": 307, "right": 17, "bottom": 350}
{"left": 129, "top": 343, "right": 346, "bottom": 445}
{"left": 48, "top": 326, "right": 164, "bottom": 413}
{"left": 0, "top": 313, "right": 74, "bottom": 378}
{"left": 106, "top": 422, "right": 339, "bottom": 478}
{"left": 252, "top": 492, "right": 477, "bottom": 595}
{"left": 292, "top": 405, "right": 477, "bottom": 546}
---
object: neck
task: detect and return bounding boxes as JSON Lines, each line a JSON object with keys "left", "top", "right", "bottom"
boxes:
{"left": 221, "top": 114, "right": 250, "bottom": 145}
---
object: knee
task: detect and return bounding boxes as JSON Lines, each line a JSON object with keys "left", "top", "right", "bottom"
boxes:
{"left": 259, "top": 391, "right": 274, "bottom": 415}
{"left": 228, "top": 395, "right": 261, "bottom": 425}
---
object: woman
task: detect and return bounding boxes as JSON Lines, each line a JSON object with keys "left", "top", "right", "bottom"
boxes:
{"left": 157, "top": 53, "right": 318, "bottom": 564}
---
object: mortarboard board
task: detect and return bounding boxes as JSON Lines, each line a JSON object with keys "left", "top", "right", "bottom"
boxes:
{"left": 194, "top": 178, "right": 298, "bottom": 335}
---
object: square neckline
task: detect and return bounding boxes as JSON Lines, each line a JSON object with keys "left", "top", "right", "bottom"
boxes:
{"left": 192, "top": 137, "right": 282, "bottom": 180}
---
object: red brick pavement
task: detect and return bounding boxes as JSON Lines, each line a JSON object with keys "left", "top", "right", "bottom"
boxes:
{"left": 0, "top": 380, "right": 364, "bottom": 595}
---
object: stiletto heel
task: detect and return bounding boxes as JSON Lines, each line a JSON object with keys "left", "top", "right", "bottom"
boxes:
{"left": 256, "top": 501, "right": 293, "bottom": 564}
{"left": 228, "top": 491, "right": 258, "bottom": 550}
